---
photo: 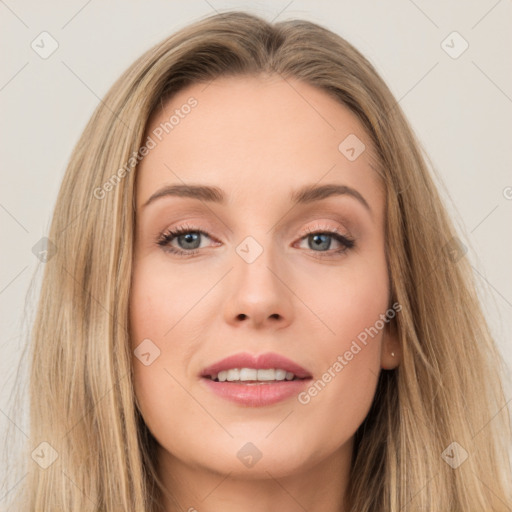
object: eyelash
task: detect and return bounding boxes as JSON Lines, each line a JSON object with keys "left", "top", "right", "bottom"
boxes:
{"left": 156, "top": 223, "right": 356, "bottom": 259}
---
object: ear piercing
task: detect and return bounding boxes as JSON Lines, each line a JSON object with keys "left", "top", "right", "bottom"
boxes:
{"left": 391, "top": 352, "right": 395, "bottom": 357}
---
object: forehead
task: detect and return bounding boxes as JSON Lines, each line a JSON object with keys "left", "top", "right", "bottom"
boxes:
{"left": 136, "top": 74, "right": 383, "bottom": 212}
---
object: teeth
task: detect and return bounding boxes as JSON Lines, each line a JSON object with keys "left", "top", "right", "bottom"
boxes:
{"left": 240, "top": 368, "right": 258, "bottom": 381}
{"left": 226, "top": 368, "right": 240, "bottom": 381}
{"left": 212, "top": 368, "right": 297, "bottom": 382}
{"left": 275, "top": 369, "right": 287, "bottom": 380}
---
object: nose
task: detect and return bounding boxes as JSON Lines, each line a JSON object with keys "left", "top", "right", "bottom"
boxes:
{"left": 222, "top": 247, "right": 294, "bottom": 330}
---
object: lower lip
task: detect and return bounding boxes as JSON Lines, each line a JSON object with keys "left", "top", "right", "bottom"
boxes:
{"left": 200, "top": 377, "right": 311, "bottom": 407}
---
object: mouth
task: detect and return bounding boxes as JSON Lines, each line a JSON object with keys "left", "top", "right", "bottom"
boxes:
{"left": 199, "top": 352, "right": 312, "bottom": 406}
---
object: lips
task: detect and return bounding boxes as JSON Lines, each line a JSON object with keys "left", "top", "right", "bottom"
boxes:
{"left": 200, "top": 352, "right": 312, "bottom": 381}
{"left": 200, "top": 352, "right": 312, "bottom": 407}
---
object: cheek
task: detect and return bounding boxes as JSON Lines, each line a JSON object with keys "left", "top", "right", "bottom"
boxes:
{"left": 129, "top": 258, "right": 213, "bottom": 434}
{"left": 298, "top": 253, "right": 389, "bottom": 349}
{"left": 129, "top": 257, "right": 208, "bottom": 341}
{"left": 129, "top": 261, "right": 176, "bottom": 427}
{"left": 294, "top": 255, "right": 388, "bottom": 418}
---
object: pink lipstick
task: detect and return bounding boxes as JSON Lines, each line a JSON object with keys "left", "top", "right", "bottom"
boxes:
{"left": 200, "top": 352, "right": 312, "bottom": 407}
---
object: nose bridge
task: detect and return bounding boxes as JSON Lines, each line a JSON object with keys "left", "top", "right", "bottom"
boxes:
{"left": 222, "top": 229, "right": 294, "bottom": 328}
{"left": 233, "top": 231, "right": 281, "bottom": 297}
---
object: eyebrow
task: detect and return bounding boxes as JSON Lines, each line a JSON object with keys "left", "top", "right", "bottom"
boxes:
{"left": 142, "top": 183, "right": 371, "bottom": 214}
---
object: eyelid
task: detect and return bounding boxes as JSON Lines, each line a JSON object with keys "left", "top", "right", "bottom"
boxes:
{"left": 298, "top": 222, "right": 349, "bottom": 237}
{"left": 158, "top": 219, "right": 350, "bottom": 242}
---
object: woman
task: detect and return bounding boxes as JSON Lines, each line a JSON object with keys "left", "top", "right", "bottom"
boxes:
{"left": 7, "top": 10, "right": 512, "bottom": 512}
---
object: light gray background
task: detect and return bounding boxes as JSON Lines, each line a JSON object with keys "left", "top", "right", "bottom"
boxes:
{"left": 1, "top": 0, "right": 511, "bottom": 494}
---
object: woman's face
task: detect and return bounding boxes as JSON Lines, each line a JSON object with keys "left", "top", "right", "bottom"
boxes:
{"left": 129, "top": 74, "right": 400, "bottom": 479}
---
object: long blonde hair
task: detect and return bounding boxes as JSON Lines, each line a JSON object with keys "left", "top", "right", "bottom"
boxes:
{"left": 4, "top": 10, "right": 511, "bottom": 511}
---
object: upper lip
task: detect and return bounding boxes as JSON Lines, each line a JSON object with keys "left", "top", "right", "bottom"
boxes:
{"left": 200, "top": 352, "right": 312, "bottom": 379}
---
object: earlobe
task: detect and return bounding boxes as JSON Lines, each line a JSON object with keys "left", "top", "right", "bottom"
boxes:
{"left": 381, "top": 321, "right": 401, "bottom": 369}
{"left": 381, "top": 345, "right": 401, "bottom": 369}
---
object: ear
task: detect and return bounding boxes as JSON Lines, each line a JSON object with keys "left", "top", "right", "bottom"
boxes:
{"left": 380, "top": 315, "right": 401, "bottom": 370}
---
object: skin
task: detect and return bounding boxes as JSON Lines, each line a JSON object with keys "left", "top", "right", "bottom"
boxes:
{"left": 129, "top": 74, "right": 401, "bottom": 512}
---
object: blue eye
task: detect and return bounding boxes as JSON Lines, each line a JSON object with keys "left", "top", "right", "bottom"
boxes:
{"left": 157, "top": 226, "right": 211, "bottom": 256}
{"left": 299, "top": 230, "right": 355, "bottom": 253}
{"left": 157, "top": 224, "right": 355, "bottom": 258}
{"left": 169, "top": 231, "right": 202, "bottom": 250}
